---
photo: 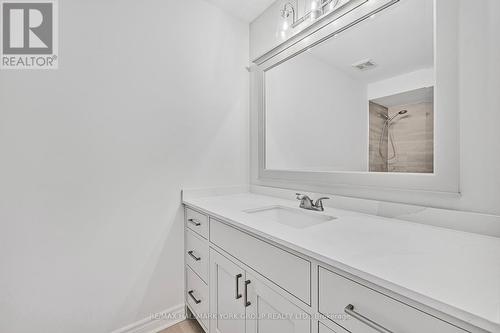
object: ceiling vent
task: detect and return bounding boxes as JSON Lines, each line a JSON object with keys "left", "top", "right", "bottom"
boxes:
{"left": 352, "top": 59, "right": 377, "bottom": 71}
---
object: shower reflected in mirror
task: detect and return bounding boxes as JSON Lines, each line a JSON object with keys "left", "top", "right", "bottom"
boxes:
{"left": 379, "top": 110, "right": 408, "bottom": 161}
{"left": 264, "top": 0, "right": 435, "bottom": 174}
{"left": 369, "top": 87, "right": 434, "bottom": 173}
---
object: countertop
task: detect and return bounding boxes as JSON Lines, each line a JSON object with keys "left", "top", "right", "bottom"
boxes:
{"left": 183, "top": 192, "right": 500, "bottom": 333}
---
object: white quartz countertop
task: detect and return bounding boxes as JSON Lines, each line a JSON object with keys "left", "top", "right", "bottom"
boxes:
{"left": 183, "top": 192, "right": 500, "bottom": 333}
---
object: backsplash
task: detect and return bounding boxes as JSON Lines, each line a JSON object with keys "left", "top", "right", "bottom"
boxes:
{"left": 249, "top": 186, "right": 500, "bottom": 237}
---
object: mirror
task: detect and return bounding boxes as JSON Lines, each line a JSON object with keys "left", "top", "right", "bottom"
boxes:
{"left": 265, "top": 0, "right": 434, "bottom": 173}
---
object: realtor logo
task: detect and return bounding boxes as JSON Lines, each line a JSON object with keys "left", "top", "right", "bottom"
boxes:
{"left": 1, "top": 0, "right": 58, "bottom": 69}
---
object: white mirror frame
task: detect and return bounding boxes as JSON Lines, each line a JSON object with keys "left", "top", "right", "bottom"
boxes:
{"left": 250, "top": 0, "right": 460, "bottom": 199}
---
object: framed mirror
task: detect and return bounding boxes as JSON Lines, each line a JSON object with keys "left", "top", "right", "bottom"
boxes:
{"left": 251, "top": 0, "right": 460, "bottom": 196}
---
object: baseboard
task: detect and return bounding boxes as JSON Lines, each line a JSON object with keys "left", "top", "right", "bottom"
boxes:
{"left": 111, "top": 303, "right": 185, "bottom": 333}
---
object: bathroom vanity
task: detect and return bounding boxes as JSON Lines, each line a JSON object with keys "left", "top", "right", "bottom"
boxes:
{"left": 183, "top": 190, "right": 500, "bottom": 333}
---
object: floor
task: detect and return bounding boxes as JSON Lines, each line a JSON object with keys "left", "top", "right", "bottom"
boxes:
{"left": 158, "top": 319, "right": 205, "bottom": 333}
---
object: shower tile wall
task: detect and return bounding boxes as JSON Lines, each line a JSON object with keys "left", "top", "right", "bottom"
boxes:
{"left": 388, "top": 102, "right": 434, "bottom": 173}
{"left": 369, "top": 102, "right": 388, "bottom": 172}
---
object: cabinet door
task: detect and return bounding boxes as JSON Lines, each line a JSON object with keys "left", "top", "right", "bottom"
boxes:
{"left": 319, "top": 321, "right": 350, "bottom": 333}
{"left": 245, "top": 272, "right": 311, "bottom": 333}
{"left": 209, "top": 249, "right": 246, "bottom": 333}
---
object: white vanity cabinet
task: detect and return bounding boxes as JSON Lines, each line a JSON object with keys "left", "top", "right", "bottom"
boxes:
{"left": 209, "top": 217, "right": 311, "bottom": 305}
{"left": 185, "top": 208, "right": 210, "bottom": 332}
{"left": 186, "top": 266, "right": 209, "bottom": 329}
{"left": 245, "top": 271, "right": 311, "bottom": 333}
{"left": 184, "top": 205, "right": 479, "bottom": 333}
{"left": 318, "top": 267, "right": 467, "bottom": 333}
{"left": 186, "top": 208, "right": 209, "bottom": 239}
{"left": 185, "top": 229, "right": 209, "bottom": 283}
{"left": 209, "top": 249, "right": 246, "bottom": 333}
{"left": 318, "top": 321, "right": 350, "bottom": 333}
{"left": 209, "top": 248, "right": 311, "bottom": 333}
{"left": 185, "top": 207, "right": 311, "bottom": 333}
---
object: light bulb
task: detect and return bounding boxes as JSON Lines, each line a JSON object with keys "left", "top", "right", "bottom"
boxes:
{"left": 282, "top": 20, "right": 289, "bottom": 31}
{"left": 276, "top": 15, "right": 291, "bottom": 41}
{"left": 310, "top": 0, "right": 322, "bottom": 21}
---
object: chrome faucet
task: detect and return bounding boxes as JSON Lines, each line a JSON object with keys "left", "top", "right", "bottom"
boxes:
{"left": 296, "top": 193, "right": 330, "bottom": 212}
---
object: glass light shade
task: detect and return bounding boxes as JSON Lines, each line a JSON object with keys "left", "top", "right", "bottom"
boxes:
{"left": 310, "top": 0, "right": 322, "bottom": 20}
{"left": 276, "top": 15, "right": 292, "bottom": 41}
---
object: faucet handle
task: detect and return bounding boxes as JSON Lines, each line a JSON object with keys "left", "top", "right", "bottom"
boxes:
{"left": 314, "top": 197, "right": 330, "bottom": 211}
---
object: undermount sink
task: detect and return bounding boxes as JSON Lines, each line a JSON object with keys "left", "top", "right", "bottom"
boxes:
{"left": 244, "top": 205, "right": 336, "bottom": 229}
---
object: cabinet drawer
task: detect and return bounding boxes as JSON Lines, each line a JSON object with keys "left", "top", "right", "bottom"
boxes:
{"left": 186, "top": 207, "right": 209, "bottom": 239}
{"left": 185, "top": 229, "right": 208, "bottom": 283}
{"left": 186, "top": 266, "right": 209, "bottom": 330}
{"left": 318, "top": 267, "right": 466, "bottom": 333}
{"left": 210, "top": 218, "right": 311, "bottom": 305}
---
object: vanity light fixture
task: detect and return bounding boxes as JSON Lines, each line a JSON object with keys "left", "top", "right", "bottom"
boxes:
{"left": 278, "top": 0, "right": 341, "bottom": 39}
{"left": 311, "top": 0, "right": 322, "bottom": 20}
{"left": 278, "top": 2, "right": 295, "bottom": 39}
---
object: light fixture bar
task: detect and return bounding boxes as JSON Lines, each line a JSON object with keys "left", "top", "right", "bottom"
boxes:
{"left": 281, "top": 0, "right": 341, "bottom": 29}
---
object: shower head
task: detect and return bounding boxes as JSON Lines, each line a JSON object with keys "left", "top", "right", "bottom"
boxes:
{"left": 387, "top": 110, "right": 408, "bottom": 123}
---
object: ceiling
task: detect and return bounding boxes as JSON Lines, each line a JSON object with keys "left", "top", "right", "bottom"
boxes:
{"left": 204, "top": 0, "right": 276, "bottom": 22}
{"left": 372, "top": 87, "right": 434, "bottom": 108}
{"left": 309, "top": 0, "right": 434, "bottom": 84}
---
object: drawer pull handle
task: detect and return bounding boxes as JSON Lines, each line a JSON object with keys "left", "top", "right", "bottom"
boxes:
{"left": 188, "top": 218, "right": 201, "bottom": 226}
{"left": 235, "top": 274, "right": 242, "bottom": 299}
{"left": 244, "top": 280, "right": 251, "bottom": 307}
{"left": 188, "top": 251, "right": 201, "bottom": 261}
{"left": 188, "top": 290, "right": 202, "bottom": 304}
{"left": 344, "top": 304, "right": 394, "bottom": 333}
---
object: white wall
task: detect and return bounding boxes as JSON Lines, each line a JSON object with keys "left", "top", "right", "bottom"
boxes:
{"left": 367, "top": 68, "right": 435, "bottom": 100}
{"left": 457, "top": 0, "right": 500, "bottom": 215}
{"left": 266, "top": 53, "right": 368, "bottom": 171}
{"left": 0, "top": 1, "right": 249, "bottom": 333}
{"left": 250, "top": 0, "right": 300, "bottom": 60}
{"left": 250, "top": 0, "right": 500, "bottom": 215}
{"left": 250, "top": 0, "right": 352, "bottom": 60}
